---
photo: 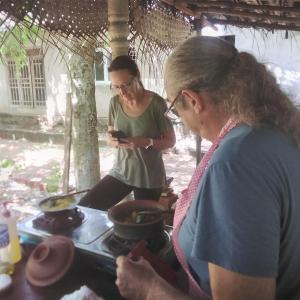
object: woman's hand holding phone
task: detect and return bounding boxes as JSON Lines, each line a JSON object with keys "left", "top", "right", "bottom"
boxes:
{"left": 107, "top": 130, "right": 130, "bottom": 147}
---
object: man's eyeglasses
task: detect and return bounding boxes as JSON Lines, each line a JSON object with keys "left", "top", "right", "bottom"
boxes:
{"left": 164, "top": 91, "right": 181, "bottom": 118}
{"left": 110, "top": 77, "right": 135, "bottom": 93}
{"left": 164, "top": 80, "right": 211, "bottom": 118}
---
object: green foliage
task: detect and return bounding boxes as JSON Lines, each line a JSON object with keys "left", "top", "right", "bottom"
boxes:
{"left": 0, "top": 159, "right": 15, "bottom": 168}
{"left": 1, "top": 28, "right": 27, "bottom": 68}
{"left": 0, "top": 21, "right": 41, "bottom": 72}
{"left": 45, "top": 166, "right": 62, "bottom": 193}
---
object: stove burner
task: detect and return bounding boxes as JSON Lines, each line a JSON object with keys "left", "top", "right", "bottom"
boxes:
{"left": 32, "top": 207, "right": 85, "bottom": 233}
{"left": 106, "top": 233, "right": 166, "bottom": 257}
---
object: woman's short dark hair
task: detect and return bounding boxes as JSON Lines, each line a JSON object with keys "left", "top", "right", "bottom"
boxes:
{"left": 108, "top": 55, "right": 139, "bottom": 77}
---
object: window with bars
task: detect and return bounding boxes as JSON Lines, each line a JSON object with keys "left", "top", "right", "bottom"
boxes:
{"left": 7, "top": 52, "right": 46, "bottom": 108}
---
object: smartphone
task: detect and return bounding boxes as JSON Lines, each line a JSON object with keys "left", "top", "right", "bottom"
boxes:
{"left": 109, "top": 130, "right": 127, "bottom": 143}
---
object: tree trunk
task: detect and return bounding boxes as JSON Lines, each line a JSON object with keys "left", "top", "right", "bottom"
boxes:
{"left": 62, "top": 92, "right": 72, "bottom": 193}
{"left": 70, "top": 54, "right": 100, "bottom": 191}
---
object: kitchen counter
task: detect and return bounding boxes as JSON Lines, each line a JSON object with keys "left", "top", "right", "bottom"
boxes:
{"left": 3, "top": 245, "right": 124, "bottom": 300}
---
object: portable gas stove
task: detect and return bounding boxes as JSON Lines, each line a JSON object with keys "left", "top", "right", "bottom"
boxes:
{"left": 18, "top": 206, "right": 175, "bottom": 274}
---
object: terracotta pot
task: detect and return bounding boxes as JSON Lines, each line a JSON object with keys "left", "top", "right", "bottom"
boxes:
{"left": 108, "top": 200, "right": 165, "bottom": 241}
{"left": 25, "top": 235, "right": 74, "bottom": 287}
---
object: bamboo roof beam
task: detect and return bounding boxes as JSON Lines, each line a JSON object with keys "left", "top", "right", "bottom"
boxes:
{"left": 208, "top": 18, "right": 300, "bottom": 32}
{"left": 193, "top": 8, "right": 300, "bottom": 25}
{"left": 163, "top": 0, "right": 300, "bottom": 14}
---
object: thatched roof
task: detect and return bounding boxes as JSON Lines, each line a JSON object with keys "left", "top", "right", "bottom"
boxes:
{"left": 1, "top": 0, "right": 300, "bottom": 60}
{"left": 163, "top": 1, "right": 300, "bottom": 32}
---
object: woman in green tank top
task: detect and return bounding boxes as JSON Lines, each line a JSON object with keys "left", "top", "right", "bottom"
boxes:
{"left": 80, "top": 56, "right": 176, "bottom": 210}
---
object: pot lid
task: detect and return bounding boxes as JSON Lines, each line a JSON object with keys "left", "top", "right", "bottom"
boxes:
{"left": 25, "top": 235, "right": 75, "bottom": 287}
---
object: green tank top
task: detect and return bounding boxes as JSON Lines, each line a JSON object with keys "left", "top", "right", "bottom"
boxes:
{"left": 108, "top": 92, "right": 174, "bottom": 188}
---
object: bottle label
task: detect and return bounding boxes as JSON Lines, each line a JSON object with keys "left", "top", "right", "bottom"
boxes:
{"left": 0, "top": 224, "right": 9, "bottom": 248}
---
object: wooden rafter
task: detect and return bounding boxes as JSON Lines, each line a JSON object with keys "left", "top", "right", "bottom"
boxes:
{"left": 195, "top": 8, "right": 300, "bottom": 26}
{"left": 160, "top": 0, "right": 300, "bottom": 31}
{"left": 179, "top": 0, "right": 300, "bottom": 14}
{"left": 208, "top": 18, "right": 300, "bottom": 32}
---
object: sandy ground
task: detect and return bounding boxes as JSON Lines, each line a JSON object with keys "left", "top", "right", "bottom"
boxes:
{"left": 0, "top": 137, "right": 200, "bottom": 218}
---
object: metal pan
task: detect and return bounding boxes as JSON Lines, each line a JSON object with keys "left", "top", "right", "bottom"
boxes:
{"left": 38, "top": 189, "right": 90, "bottom": 213}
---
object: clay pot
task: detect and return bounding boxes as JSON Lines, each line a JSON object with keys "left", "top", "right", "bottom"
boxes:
{"left": 25, "top": 235, "right": 74, "bottom": 287}
{"left": 108, "top": 200, "right": 165, "bottom": 241}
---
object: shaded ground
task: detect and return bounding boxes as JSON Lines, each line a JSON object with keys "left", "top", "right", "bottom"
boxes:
{"left": 0, "top": 136, "right": 206, "bottom": 219}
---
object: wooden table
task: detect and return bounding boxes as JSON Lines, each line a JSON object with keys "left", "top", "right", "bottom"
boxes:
{"left": 3, "top": 245, "right": 124, "bottom": 300}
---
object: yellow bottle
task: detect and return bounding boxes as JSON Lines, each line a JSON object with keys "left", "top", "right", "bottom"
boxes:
{"left": 0, "top": 206, "right": 22, "bottom": 265}
{"left": 7, "top": 218, "right": 22, "bottom": 263}
{"left": 0, "top": 223, "right": 14, "bottom": 274}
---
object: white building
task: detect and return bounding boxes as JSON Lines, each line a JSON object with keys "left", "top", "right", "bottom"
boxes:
{"left": 0, "top": 27, "right": 299, "bottom": 126}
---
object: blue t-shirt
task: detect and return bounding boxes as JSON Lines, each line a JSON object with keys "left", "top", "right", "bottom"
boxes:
{"left": 179, "top": 124, "right": 300, "bottom": 300}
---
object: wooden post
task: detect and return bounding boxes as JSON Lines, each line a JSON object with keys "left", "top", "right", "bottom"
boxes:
{"left": 62, "top": 92, "right": 72, "bottom": 193}
{"left": 108, "top": 0, "right": 129, "bottom": 59}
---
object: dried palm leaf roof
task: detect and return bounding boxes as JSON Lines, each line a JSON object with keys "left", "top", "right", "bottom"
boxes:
{"left": 1, "top": 0, "right": 300, "bottom": 36}
{"left": 0, "top": 0, "right": 300, "bottom": 61}
{"left": 0, "top": 0, "right": 192, "bottom": 65}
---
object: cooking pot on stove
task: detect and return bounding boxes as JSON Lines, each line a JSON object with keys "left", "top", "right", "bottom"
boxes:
{"left": 38, "top": 189, "right": 90, "bottom": 213}
{"left": 108, "top": 200, "right": 165, "bottom": 241}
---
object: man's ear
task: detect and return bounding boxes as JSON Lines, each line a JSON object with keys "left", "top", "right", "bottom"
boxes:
{"left": 181, "top": 89, "right": 204, "bottom": 114}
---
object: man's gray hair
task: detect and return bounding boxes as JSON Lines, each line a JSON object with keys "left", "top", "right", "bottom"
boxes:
{"left": 164, "top": 36, "right": 237, "bottom": 98}
{"left": 164, "top": 36, "right": 300, "bottom": 147}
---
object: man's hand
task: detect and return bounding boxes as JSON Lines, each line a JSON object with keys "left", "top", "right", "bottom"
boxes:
{"left": 116, "top": 256, "right": 194, "bottom": 300}
{"left": 116, "top": 256, "right": 158, "bottom": 300}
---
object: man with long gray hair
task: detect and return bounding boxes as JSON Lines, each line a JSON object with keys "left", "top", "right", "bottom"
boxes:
{"left": 115, "top": 36, "right": 300, "bottom": 300}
